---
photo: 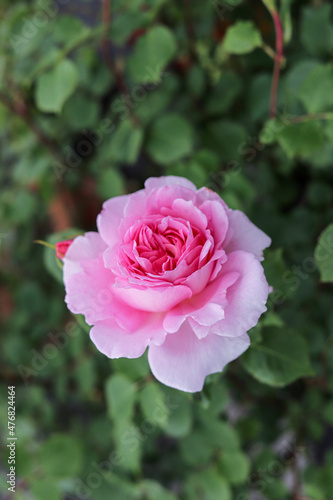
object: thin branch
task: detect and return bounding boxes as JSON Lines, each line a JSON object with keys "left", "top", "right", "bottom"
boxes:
{"left": 269, "top": 9, "right": 284, "bottom": 118}
{"left": 262, "top": 1, "right": 284, "bottom": 118}
{"left": 0, "top": 90, "right": 64, "bottom": 164}
{"left": 184, "top": 0, "right": 196, "bottom": 57}
{"left": 289, "top": 112, "right": 333, "bottom": 124}
{"left": 101, "top": 0, "right": 140, "bottom": 125}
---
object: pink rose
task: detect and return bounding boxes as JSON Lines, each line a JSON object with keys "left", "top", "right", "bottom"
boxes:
{"left": 63, "top": 176, "right": 271, "bottom": 392}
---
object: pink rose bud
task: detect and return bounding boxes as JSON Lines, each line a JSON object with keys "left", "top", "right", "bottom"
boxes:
{"left": 55, "top": 239, "right": 73, "bottom": 260}
{"left": 62, "top": 176, "right": 271, "bottom": 393}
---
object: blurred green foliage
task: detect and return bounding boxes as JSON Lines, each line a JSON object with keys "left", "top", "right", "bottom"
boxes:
{"left": 1, "top": 0, "right": 333, "bottom": 499}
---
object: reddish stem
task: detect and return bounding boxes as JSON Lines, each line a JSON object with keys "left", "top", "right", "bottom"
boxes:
{"left": 269, "top": 10, "right": 284, "bottom": 118}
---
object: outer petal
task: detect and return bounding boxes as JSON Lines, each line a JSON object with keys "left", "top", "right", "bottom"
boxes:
{"left": 145, "top": 185, "right": 196, "bottom": 215}
{"left": 198, "top": 199, "right": 229, "bottom": 247}
{"left": 145, "top": 176, "right": 197, "bottom": 193}
{"left": 90, "top": 313, "right": 166, "bottom": 359}
{"left": 97, "top": 190, "right": 146, "bottom": 248}
{"left": 223, "top": 210, "right": 271, "bottom": 261}
{"left": 194, "top": 186, "right": 228, "bottom": 210}
{"left": 63, "top": 232, "right": 107, "bottom": 283}
{"left": 63, "top": 231, "right": 152, "bottom": 330}
{"left": 64, "top": 256, "right": 114, "bottom": 325}
{"left": 164, "top": 271, "right": 239, "bottom": 334}
{"left": 210, "top": 250, "right": 269, "bottom": 338}
{"left": 65, "top": 254, "right": 152, "bottom": 331}
{"left": 148, "top": 321, "right": 250, "bottom": 392}
{"left": 112, "top": 282, "right": 193, "bottom": 313}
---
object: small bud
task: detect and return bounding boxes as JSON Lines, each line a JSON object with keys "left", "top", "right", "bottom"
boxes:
{"left": 55, "top": 239, "right": 73, "bottom": 260}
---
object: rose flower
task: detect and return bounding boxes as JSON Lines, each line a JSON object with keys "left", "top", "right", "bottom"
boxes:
{"left": 63, "top": 176, "right": 271, "bottom": 392}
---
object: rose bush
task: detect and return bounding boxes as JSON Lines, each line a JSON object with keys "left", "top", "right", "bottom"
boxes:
{"left": 63, "top": 176, "right": 271, "bottom": 392}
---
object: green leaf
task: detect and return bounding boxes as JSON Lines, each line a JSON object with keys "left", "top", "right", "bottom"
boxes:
{"left": 299, "top": 64, "right": 333, "bottom": 114}
{"left": 319, "top": 465, "right": 333, "bottom": 498}
{"left": 105, "top": 374, "right": 136, "bottom": 422}
{"left": 97, "top": 168, "right": 125, "bottom": 200}
{"left": 31, "top": 478, "right": 61, "bottom": 500}
{"left": 200, "top": 419, "right": 240, "bottom": 451}
{"left": 222, "top": 21, "right": 263, "bottom": 54}
{"left": 111, "top": 11, "right": 147, "bottom": 45}
{"left": 300, "top": 4, "right": 333, "bottom": 56}
{"left": 108, "top": 120, "right": 144, "bottom": 164}
{"left": 186, "top": 64, "right": 206, "bottom": 97}
{"left": 168, "top": 159, "right": 207, "bottom": 188}
{"left": 204, "top": 119, "right": 247, "bottom": 161}
{"left": 262, "top": 249, "right": 292, "bottom": 305}
{"left": 243, "top": 326, "right": 314, "bottom": 386}
{"left": 247, "top": 73, "right": 272, "bottom": 121}
{"left": 282, "top": 60, "right": 320, "bottom": 109}
{"left": 205, "top": 71, "right": 243, "bottom": 115}
{"left": 35, "top": 59, "right": 79, "bottom": 113}
{"left": 163, "top": 389, "right": 192, "bottom": 438}
{"left": 40, "top": 434, "right": 83, "bottom": 478}
{"left": 304, "top": 484, "right": 326, "bottom": 500}
{"left": 315, "top": 224, "right": 333, "bottom": 283}
{"left": 139, "top": 480, "right": 177, "bottom": 500}
{"left": 185, "top": 468, "right": 232, "bottom": 500}
{"left": 140, "top": 382, "right": 170, "bottom": 430}
{"left": 276, "top": 121, "right": 325, "bottom": 159}
{"left": 75, "top": 358, "right": 96, "bottom": 397}
{"left": 53, "top": 15, "right": 91, "bottom": 49}
{"left": 127, "top": 25, "right": 177, "bottom": 84}
{"left": 218, "top": 451, "right": 250, "bottom": 484}
{"left": 62, "top": 92, "right": 99, "bottom": 130}
{"left": 323, "top": 401, "right": 333, "bottom": 425}
{"left": 281, "top": 0, "right": 294, "bottom": 44}
{"left": 113, "top": 420, "right": 142, "bottom": 473}
{"left": 111, "top": 353, "right": 150, "bottom": 381}
{"left": 180, "top": 431, "right": 216, "bottom": 466}
{"left": 146, "top": 113, "right": 194, "bottom": 165}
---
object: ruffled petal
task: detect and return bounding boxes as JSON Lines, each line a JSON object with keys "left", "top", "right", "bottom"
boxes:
{"left": 148, "top": 321, "right": 250, "bottom": 392}
{"left": 112, "top": 281, "right": 193, "bottom": 313}
{"left": 163, "top": 271, "right": 239, "bottom": 334}
{"left": 223, "top": 210, "right": 271, "bottom": 261}
{"left": 145, "top": 176, "right": 197, "bottom": 193}
{"left": 198, "top": 199, "right": 229, "bottom": 247}
{"left": 64, "top": 256, "right": 114, "bottom": 325}
{"left": 97, "top": 190, "right": 146, "bottom": 248}
{"left": 194, "top": 186, "right": 229, "bottom": 210}
{"left": 91, "top": 313, "right": 166, "bottom": 359}
{"left": 145, "top": 185, "right": 196, "bottom": 215}
{"left": 63, "top": 232, "right": 107, "bottom": 282}
{"left": 209, "top": 250, "right": 269, "bottom": 337}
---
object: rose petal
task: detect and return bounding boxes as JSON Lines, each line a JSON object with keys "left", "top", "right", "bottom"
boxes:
{"left": 148, "top": 321, "right": 250, "bottom": 392}
{"left": 63, "top": 232, "right": 107, "bottom": 282}
{"left": 194, "top": 186, "right": 229, "bottom": 210}
{"left": 97, "top": 190, "right": 146, "bottom": 248}
{"left": 223, "top": 210, "right": 271, "bottom": 261}
{"left": 145, "top": 176, "right": 197, "bottom": 193}
{"left": 112, "top": 281, "right": 193, "bottom": 312}
{"left": 164, "top": 271, "right": 239, "bottom": 334}
{"left": 91, "top": 313, "right": 166, "bottom": 359}
{"left": 145, "top": 185, "right": 196, "bottom": 215}
{"left": 209, "top": 250, "right": 269, "bottom": 337}
{"left": 198, "top": 199, "right": 229, "bottom": 247}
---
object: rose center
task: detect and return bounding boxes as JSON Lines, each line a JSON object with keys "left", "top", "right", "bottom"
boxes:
{"left": 119, "top": 216, "right": 210, "bottom": 279}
